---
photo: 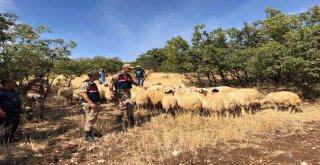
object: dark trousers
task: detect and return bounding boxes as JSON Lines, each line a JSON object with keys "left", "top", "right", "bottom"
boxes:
{"left": 0, "top": 112, "right": 20, "bottom": 141}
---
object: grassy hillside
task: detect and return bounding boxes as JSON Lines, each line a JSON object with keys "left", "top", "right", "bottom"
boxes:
{"left": 1, "top": 73, "right": 320, "bottom": 164}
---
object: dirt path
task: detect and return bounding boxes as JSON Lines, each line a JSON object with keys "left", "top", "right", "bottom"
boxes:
{"left": 164, "top": 121, "right": 320, "bottom": 165}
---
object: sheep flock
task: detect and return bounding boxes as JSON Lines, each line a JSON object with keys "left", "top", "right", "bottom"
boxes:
{"left": 57, "top": 83, "right": 303, "bottom": 118}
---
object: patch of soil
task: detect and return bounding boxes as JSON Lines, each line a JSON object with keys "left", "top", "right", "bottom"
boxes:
{"left": 163, "top": 121, "right": 320, "bottom": 165}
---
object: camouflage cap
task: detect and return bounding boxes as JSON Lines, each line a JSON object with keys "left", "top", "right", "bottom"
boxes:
{"left": 122, "top": 64, "right": 134, "bottom": 69}
{"left": 87, "top": 70, "right": 99, "bottom": 76}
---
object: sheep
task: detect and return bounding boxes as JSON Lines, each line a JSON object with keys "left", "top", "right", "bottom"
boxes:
{"left": 72, "top": 89, "right": 82, "bottom": 103}
{"left": 201, "top": 94, "right": 224, "bottom": 117}
{"left": 147, "top": 85, "right": 164, "bottom": 91}
{"left": 174, "top": 89, "right": 202, "bottom": 114}
{"left": 161, "top": 89, "right": 178, "bottom": 118}
{"left": 96, "top": 84, "right": 107, "bottom": 102}
{"left": 208, "top": 86, "right": 237, "bottom": 93}
{"left": 146, "top": 89, "right": 166, "bottom": 112}
{"left": 135, "top": 92, "right": 151, "bottom": 111}
{"left": 57, "top": 87, "right": 73, "bottom": 107}
{"left": 260, "top": 91, "right": 302, "bottom": 113}
{"left": 104, "top": 89, "right": 111, "bottom": 102}
{"left": 226, "top": 90, "right": 251, "bottom": 116}
{"left": 237, "top": 88, "right": 263, "bottom": 113}
{"left": 172, "top": 83, "right": 186, "bottom": 90}
{"left": 199, "top": 91, "right": 237, "bottom": 117}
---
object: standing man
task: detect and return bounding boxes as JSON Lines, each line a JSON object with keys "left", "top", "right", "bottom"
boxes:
{"left": 98, "top": 68, "right": 107, "bottom": 86}
{"left": 134, "top": 66, "right": 146, "bottom": 86}
{"left": 0, "top": 79, "right": 22, "bottom": 143}
{"left": 79, "top": 71, "right": 101, "bottom": 142}
{"left": 109, "top": 64, "right": 146, "bottom": 128}
{"left": 25, "top": 73, "right": 49, "bottom": 120}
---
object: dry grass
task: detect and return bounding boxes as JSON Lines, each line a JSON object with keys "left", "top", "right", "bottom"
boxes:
{"left": 94, "top": 106, "right": 319, "bottom": 164}
{"left": 1, "top": 72, "right": 320, "bottom": 164}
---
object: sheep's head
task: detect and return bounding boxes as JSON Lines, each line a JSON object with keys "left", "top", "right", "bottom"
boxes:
{"left": 211, "top": 89, "right": 219, "bottom": 93}
{"left": 198, "top": 88, "right": 208, "bottom": 94}
{"left": 259, "top": 97, "right": 269, "bottom": 105}
{"left": 164, "top": 89, "right": 174, "bottom": 94}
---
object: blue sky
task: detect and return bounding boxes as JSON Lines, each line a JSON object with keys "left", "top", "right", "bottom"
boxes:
{"left": 0, "top": 0, "right": 319, "bottom": 61}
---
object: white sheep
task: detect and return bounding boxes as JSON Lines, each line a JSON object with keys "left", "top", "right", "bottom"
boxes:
{"left": 135, "top": 92, "right": 151, "bottom": 111}
{"left": 161, "top": 89, "right": 178, "bottom": 118}
{"left": 174, "top": 89, "right": 202, "bottom": 114}
{"left": 199, "top": 91, "right": 237, "bottom": 117}
{"left": 57, "top": 87, "right": 73, "bottom": 107}
{"left": 237, "top": 88, "right": 263, "bottom": 113}
{"left": 97, "top": 84, "right": 108, "bottom": 103}
{"left": 260, "top": 91, "right": 302, "bottom": 113}
{"left": 201, "top": 94, "right": 225, "bottom": 116}
{"left": 72, "top": 89, "right": 82, "bottom": 103}
{"left": 226, "top": 90, "right": 251, "bottom": 116}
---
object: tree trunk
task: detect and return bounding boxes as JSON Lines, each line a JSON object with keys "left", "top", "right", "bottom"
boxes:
{"left": 218, "top": 69, "right": 228, "bottom": 85}
{"left": 210, "top": 73, "right": 218, "bottom": 84}
{"left": 68, "top": 77, "right": 75, "bottom": 87}
{"left": 183, "top": 73, "right": 194, "bottom": 84}
{"left": 196, "top": 73, "right": 203, "bottom": 85}
{"left": 206, "top": 72, "right": 213, "bottom": 86}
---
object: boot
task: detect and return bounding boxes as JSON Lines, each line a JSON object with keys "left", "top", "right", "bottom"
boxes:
{"left": 128, "top": 116, "right": 135, "bottom": 128}
{"left": 26, "top": 110, "right": 34, "bottom": 121}
{"left": 85, "top": 131, "right": 95, "bottom": 142}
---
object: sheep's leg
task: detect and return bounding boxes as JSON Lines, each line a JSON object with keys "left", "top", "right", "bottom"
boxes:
{"left": 147, "top": 103, "right": 152, "bottom": 112}
{"left": 225, "top": 110, "right": 229, "bottom": 118}
{"left": 288, "top": 106, "right": 293, "bottom": 113}
{"left": 251, "top": 104, "right": 255, "bottom": 112}
{"left": 170, "top": 108, "right": 176, "bottom": 117}
{"left": 234, "top": 106, "right": 240, "bottom": 117}
{"left": 241, "top": 107, "right": 245, "bottom": 116}
{"left": 272, "top": 104, "right": 278, "bottom": 112}
{"left": 232, "top": 109, "right": 236, "bottom": 118}
{"left": 295, "top": 106, "right": 302, "bottom": 113}
{"left": 214, "top": 112, "right": 218, "bottom": 119}
{"left": 164, "top": 109, "right": 169, "bottom": 118}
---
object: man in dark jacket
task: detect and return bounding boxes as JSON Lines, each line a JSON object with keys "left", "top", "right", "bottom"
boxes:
{"left": 0, "top": 79, "right": 22, "bottom": 143}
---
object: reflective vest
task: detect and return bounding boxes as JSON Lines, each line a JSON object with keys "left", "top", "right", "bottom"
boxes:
{"left": 83, "top": 80, "right": 101, "bottom": 103}
{"left": 115, "top": 73, "right": 133, "bottom": 90}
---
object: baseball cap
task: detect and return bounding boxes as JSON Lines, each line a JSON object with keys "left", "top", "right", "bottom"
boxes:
{"left": 136, "top": 65, "right": 141, "bottom": 68}
{"left": 122, "top": 64, "right": 134, "bottom": 69}
{"left": 87, "top": 70, "right": 99, "bottom": 76}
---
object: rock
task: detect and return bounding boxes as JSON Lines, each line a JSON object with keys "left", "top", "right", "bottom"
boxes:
{"left": 312, "top": 147, "right": 316, "bottom": 150}
{"left": 97, "top": 159, "right": 106, "bottom": 163}
{"left": 88, "top": 146, "right": 96, "bottom": 151}
{"left": 301, "top": 162, "right": 308, "bottom": 165}
{"left": 72, "top": 153, "right": 79, "bottom": 157}
{"left": 171, "top": 150, "right": 181, "bottom": 157}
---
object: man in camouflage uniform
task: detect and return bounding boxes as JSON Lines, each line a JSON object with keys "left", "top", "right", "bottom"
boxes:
{"left": 79, "top": 71, "right": 101, "bottom": 142}
{"left": 25, "top": 73, "right": 49, "bottom": 120}
{"left": 109, "top": 64, "right": 146, "bottom": 128}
